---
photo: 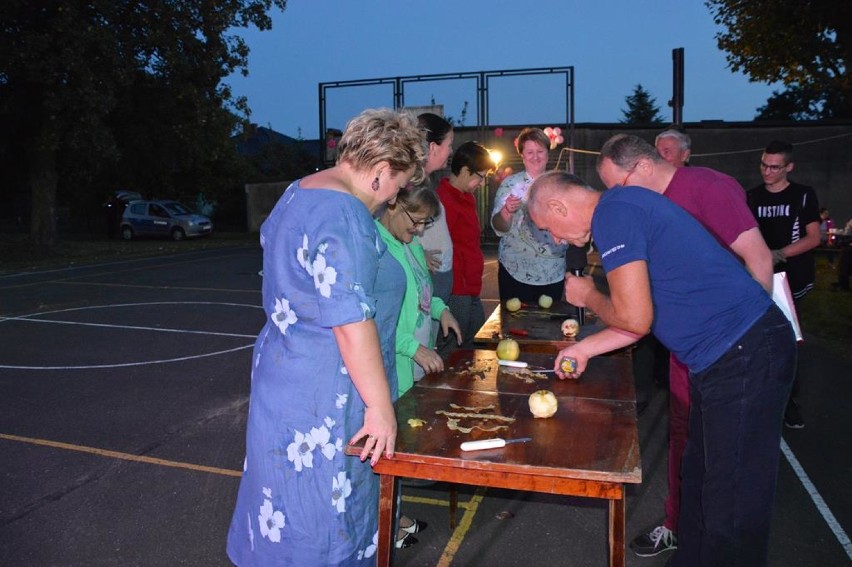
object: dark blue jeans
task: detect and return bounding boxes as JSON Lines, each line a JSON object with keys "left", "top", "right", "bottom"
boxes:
{"left": 672, "top": 305, "right": 796, "bottom": 567}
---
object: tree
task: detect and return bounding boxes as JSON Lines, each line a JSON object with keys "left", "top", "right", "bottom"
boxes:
{"left": 620, "top": 84, "right": 664, "bottom": 124}
{"left": 0, "top": 1, "right": 287, "bottom": 248}
{"left": 706, "top": 0, "right": 852, "bottom": 120}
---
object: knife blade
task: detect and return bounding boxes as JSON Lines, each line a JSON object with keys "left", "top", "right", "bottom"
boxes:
{"left": 460, "top": 437, "right": 532, "bottom": 451}
{"left": 498, "top": 360, "right": 556, "bottom": 372}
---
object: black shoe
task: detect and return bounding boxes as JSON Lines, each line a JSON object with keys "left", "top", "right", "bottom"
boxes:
{"left": 629, "top": 525, "right": 677, "bottom": 557}
{"left": 784, "top": 400, "right": 805, "bottom": 429}
{"left": 395, "top": 533, "right": 418, "bottom": 549}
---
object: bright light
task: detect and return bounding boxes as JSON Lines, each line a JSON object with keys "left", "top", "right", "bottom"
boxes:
{"left": 488, "top": 149, "right": 502, "bottom": 167}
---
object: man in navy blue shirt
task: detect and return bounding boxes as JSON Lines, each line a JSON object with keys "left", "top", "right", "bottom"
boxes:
{"left": 527, "top": 171, "right": 796, "bottom": 567}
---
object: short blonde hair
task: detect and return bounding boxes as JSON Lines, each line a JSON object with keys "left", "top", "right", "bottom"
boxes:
{"left": 337, "top": 108, "right": 427, "bottom": 185}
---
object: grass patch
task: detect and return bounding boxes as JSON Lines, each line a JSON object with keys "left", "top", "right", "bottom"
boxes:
{"left": 797, "top": 254, "right": 852, "bottom": 360}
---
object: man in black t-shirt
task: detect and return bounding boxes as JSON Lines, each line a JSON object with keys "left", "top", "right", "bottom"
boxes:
{"left": 748, "top": 140, "right": 821, "bottom": 429}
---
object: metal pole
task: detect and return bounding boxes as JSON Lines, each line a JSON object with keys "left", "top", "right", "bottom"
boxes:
{"left": 672, "top": 48, "right": 684, "bottom": 125}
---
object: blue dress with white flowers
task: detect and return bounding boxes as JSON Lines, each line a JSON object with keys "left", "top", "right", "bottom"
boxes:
{"left": 227, "top": 181, "right": 405, "bottom": 566}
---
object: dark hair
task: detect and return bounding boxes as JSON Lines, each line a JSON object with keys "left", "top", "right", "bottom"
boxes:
{"left": 764, "top": 140, "right": 794, "bottom": 163}
{"left": 515, "top": 127, "right": 550, "bottom": 155}
{"left": 450, "top": 141, "right": 492, "bottom": 176}
{"left": 417, "top": 113, "right": 453, "bottom": 145}
{"left": 597, "top": 134, "right": 661, "bottom": 169}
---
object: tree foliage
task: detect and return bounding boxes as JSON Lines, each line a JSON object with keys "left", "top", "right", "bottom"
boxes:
{"left": 706, "top": 0, "right": 852, "bottom": 120}
{"left": 620, "top": 84, "right": 664, "bottom": 124}
{"left": 0, "top": 0, "right": 287, "bottom": 247}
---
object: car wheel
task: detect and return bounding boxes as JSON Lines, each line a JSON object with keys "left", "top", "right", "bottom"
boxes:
{"left": 171, "top": 227, "right": 186, "bottom": 241}
{"left": 121, "top": 226, "right": 134, "bottom": 241}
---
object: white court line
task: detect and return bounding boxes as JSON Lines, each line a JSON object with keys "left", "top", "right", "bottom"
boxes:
{"left": 0, "top": 316, "right": 257, "bottom": 339}
{"left": 0, "top": 301, "right": 263, "bottom": 371}
{"left": 781, "top": 438, "right": 852, "bottom": 560}
{"left": 0, "top": 344, "right": 254, "bottom": 370}
{"left": 0, "top": 300, "right": 262, "bottom": 320}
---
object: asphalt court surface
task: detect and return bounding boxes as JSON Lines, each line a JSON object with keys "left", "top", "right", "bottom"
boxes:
{"left": 1, "top": 245, "right": 850, "bottom": 566}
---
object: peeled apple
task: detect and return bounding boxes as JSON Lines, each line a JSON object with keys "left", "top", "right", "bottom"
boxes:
{"left": 505, "top": 297, "right": 522, "bottom": 312}
{"left": 538, "top": 294, "right": 553, "bottom": 309}
{"left": 529, "top": 390, "right": 558, "bottom": 418}
{"left": 561, "top": 318, "right": 580, "bottom": 338}
{"left": 496, "top": 338, "right": 520, "bottom": 361}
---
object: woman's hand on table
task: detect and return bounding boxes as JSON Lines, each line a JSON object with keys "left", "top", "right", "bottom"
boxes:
{"left": 440, "top": 309, "right": 462, "bottom": 345}
{"left": 414, "top": 345, "right": 444, "bottom": 375}
{"left": 351, "top": 402, "right": 397, "bottom": 466}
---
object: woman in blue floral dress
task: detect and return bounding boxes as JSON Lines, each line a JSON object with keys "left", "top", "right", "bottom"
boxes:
{"left": 227, "top": 108, "right": 426, "bottom": 566}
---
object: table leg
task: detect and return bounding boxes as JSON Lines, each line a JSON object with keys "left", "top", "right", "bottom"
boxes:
{"left": 608, "top": 495, "right": 625, "bottom": 567}
{"left": 377, "top": 474, "right": 397, "bottom": 567}
{"left": 449, "top": 485, "right": 458, "bottom": 529}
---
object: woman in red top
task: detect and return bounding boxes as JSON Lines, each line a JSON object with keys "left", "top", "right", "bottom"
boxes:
{"left": 435, "top": 141, "right": 494, "bottom": 352}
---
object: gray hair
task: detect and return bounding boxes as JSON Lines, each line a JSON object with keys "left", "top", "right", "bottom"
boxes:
{"left": 597, "top": 134, "right": 662, "bottom": 170}
{"left": 655, "top": 128, "right": 691, "bottom": 151}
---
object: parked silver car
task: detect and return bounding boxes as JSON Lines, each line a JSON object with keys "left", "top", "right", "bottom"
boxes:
{"left": 120, "top": 200, "right": 213, "bottom": 241}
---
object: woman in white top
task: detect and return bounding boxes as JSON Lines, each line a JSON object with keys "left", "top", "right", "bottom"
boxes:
{"left": 490, "top": 127, "right": 569, "bottom": 303}
{"left": 416, "top": 113, "right": 455, "bottom": 302}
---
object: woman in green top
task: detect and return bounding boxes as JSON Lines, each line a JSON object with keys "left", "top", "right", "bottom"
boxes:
{"left": 377, "top": 185, "right": 462, "bottom": 395}
{"left": 376, "top": 184, "right": 462, "bottom": 548}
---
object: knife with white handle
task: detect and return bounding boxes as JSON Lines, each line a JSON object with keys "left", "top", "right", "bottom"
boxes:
{"left": 497, "top": 360, "right": 556, "bottom": 372}
{"left": 460, "top": 437, "right": 532, "bottom": 451}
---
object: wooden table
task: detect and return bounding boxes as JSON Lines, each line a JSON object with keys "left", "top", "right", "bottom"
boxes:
{"left": 474, "top": 302, "right": 607, "bottom": 353}
{"left": 346, "top": 348, "right": 641, "bottom": 566}
{"left": 421, "top": 349, "right": 635, "bottom": 402}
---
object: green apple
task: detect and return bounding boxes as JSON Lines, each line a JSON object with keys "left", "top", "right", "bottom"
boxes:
{"left": 505, "top": 297, "right": 522, "bottom": 312}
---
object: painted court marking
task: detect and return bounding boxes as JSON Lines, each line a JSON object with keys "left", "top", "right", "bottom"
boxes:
{"left": 781, "top": 438, "right": 852, "bottom": 560}
{"left": 0, "top": 432, "right": 480, "bottom": 565}
{"left": 0, "top": 301, "right": 261, "bottom": 370}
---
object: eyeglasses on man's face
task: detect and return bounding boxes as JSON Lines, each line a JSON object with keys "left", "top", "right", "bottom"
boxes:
{"left": 760, "top": 161, "right": 787, "bottom": 173}
{"left": 400, "top": 203, "right": 434, "bottom": 229}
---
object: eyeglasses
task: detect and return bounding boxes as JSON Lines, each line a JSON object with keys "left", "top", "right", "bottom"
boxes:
{"left": 620, "top": 163, "right": 638, "bottom": 186}
{"left": 760, "top": 161, "right": 787, "bottom": 172}
{"left": 399, "top": 203, "right": 434, "bottom": 229}
{"left": 472, "top": 170, "right": 485, "bottom": 181}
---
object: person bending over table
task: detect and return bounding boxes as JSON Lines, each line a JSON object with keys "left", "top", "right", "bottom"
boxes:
{"left": 598, "top": 133, "right": 774, "bottom": 559}
{"left": 527, "top": 171, "right": 795, "bottom": 567}
{"left": 227, "top": 108, "right": 426, "bottom": 566}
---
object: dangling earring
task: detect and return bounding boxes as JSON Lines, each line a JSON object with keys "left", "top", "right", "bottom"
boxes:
{"left": 371, "top": 177, "right": 380, "bottom": 191}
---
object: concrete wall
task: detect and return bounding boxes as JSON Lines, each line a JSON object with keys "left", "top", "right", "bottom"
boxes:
{"left": 245, "top": 181, "right": 291, "bottom": 232}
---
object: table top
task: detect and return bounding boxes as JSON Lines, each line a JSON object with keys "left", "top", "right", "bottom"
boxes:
{"left": 418, "top": 349, "right": 636, "bottom": 402}
{"left": 347, "top": 346, "right": 641, "bottom": 486}
{"left": 474, "top": 302, "right": 606, "bottom": 351}
{"left": 381, "top": 386, "right": 641, "bottom": 484}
